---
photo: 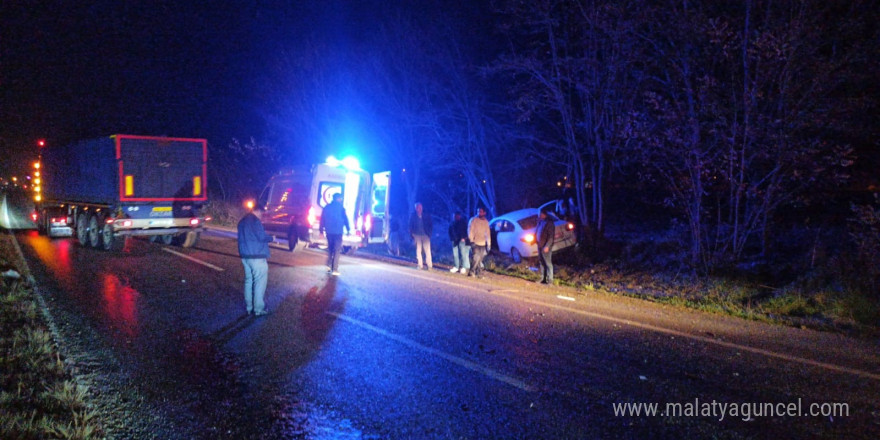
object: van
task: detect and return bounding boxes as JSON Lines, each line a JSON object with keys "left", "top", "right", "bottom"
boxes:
{"left": 257, "top": 156, "right": 390, "bottom": 252}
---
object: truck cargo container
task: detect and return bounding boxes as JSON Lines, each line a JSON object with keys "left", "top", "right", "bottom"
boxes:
{"left": 36, "top": 134, "right": 209, "bottom": 250}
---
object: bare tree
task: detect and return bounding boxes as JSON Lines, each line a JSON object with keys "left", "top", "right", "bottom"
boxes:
{"left": 491, "top": 0, "right": 643, "bottom": 240}
{"left": 634, "top": 0, "right": 861, "bottom": 270}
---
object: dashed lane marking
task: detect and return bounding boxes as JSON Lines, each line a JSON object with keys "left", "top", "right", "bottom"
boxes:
{"left": 162, "top": 248, "right": 225, "bottom": 271}
{"left": 326, "top": 311, "right": 535, "bottom": 392}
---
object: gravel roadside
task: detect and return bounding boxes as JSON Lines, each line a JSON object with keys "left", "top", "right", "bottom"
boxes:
{"left": 1, "top": 231, "right": 184, "bottom": 439}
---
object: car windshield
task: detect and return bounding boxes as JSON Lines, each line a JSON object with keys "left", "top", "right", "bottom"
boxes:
{"left": 517, "top": 215, "right": 539, "bottom": 230}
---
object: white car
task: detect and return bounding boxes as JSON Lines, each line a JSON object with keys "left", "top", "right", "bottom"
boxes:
{"left": 489, "top": 208, "right": 577, "bottom": 263}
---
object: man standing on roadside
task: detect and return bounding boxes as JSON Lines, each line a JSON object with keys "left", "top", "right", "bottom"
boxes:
{"left": 467, "top": 206, "right": 491, "bottom": 278}
{"left": 409, "top": 202, "right": 433, "bottom": 270}
{"left": 536, "top": 208, "right": 556, "bottom": 284}
{"left": 320, "top": 192, "right": 350, "bottom": 276}
{"left": 448, "top": 211, "right": 470, "bottom": 274}
{"left": 238, "top": 206, "right": 274, "bottom": 316}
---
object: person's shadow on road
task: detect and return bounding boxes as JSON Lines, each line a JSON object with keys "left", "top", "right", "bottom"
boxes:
{"left": 249, "top": 277, "right": 344, "bottom": 384}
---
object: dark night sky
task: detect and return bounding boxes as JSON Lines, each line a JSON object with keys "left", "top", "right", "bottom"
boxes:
{"left": 1, "top": 0, "right": 484, "bottom": 177}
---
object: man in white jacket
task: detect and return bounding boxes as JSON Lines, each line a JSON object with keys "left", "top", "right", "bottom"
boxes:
{"left": 467, "top": 207, "right": 491, "bottom": 278}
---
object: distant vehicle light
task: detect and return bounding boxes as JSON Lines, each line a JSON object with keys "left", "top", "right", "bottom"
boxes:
{"left": 245, "top": 199, "right": 255, "bottom": 210}
{"left": 33, "top": 162, "right": 40, "bottom": 170}
{"left": 204, "top": 216, "right": 212, "bottom": 222}
{"left": 31, "top": 212, "right": 38, "bottom": 221}
{"left": 522, "top": 233, "right": 536, "bottom": 244}
{"left": 189, "top": 218, "right": 200, "bottom": 226}
{"left": 105, "top": 217, "right": 115, "bottom": 224}
{"left": 567, "top": 223, "right": 575, "bottom": 230}
{"left": 34, "top": 194, "right": 41, "bottom": 202}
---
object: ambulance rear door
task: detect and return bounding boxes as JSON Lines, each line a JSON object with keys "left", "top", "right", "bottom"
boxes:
{"left": 369, "top": 171, "right": 390, "bottom": 244}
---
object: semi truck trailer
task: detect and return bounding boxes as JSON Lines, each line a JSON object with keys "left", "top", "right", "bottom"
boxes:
{"left": 36, "top": 134, "right": 209, "bottom": 250}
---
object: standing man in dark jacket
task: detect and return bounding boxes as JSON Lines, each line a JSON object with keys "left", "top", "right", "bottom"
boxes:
{"left": 409, "top": 202, "right": 433, "bottom": 270}
{"left": 320, "top": 192, "right": 350, "bottom": 275}
{"left": 238, "top": 206, "right": 274, "bottom": 316}
{"left": 536, "top": 208, "right": 556, "bottom": 284}
{"left": 448, "top": 211, "right": 470, "bottom": 274}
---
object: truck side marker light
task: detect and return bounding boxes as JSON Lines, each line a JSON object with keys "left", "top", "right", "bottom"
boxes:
{"left": 125, "top": 175, "right": 134, "bottom": 196}
{"left": 193, "top": 176, "right": 201, "bottom": 196}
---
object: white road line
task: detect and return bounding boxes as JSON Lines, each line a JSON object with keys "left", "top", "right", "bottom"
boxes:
{"left": 161, "top": 248, "right": 225, "bottom": 271}
{"left": 326, "top": 311, "right": 535, "bottom": 392}
{"left": 366, "top": 263, "right": 880, "bottom": 381}
{"left": 556, "top": 295, "right": 575, "bottom": 301}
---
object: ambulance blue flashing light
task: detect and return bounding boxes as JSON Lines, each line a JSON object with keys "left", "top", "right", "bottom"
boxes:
{"left": 325, "top": 155, "right": 361, "bottom": 171}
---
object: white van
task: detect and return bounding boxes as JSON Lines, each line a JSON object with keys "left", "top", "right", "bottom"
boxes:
{"left": 257, "top": 156, "right": 390, "bottom": 252}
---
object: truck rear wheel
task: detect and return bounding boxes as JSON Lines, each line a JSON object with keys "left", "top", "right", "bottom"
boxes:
{"left": 76, "top": 213, "right": 90, "bottom": 246}
{"left": 88, "top": 214, "right": 102, "bottom": 248}
{"left": 173, "top": 231, "right": 200, "bottom": 248}
{"left": 99, "top": 220, "right": 121, "bottom": 251}
{"left": 183, "top": 231, "right": 200, "bottom": 248}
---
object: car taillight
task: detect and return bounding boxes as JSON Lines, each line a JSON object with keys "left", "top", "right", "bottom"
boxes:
{"left": 114, "top": 219, "right": 133, "bottom": 227}
{"left": 31, "top": 212, "right": 38, "bottom": 222}
{"left": 522, "top": 233, "right": 536, "bottom": 244}
{"left": 189, "top": 218, "right": 200, "bottom": 226}
{"left": 567, "top": 223, "right": 575, "bottom": 230}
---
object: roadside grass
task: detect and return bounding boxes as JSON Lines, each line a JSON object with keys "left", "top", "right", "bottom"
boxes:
{"left": 486, "top": 255, "right": 880, "bottom": 336}
{"left": 1, "top": 236, "right": 103, "bottom": 439}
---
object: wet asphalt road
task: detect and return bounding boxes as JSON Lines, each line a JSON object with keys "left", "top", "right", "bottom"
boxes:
{"left": 11, "top": 226, "right": 880, "bottom": 439}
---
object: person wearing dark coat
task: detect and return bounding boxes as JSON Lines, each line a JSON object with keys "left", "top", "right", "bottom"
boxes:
{"left": 320, "top": 192, "right": 350, "bottom": 275}
{"left": 448, "top": 212, "right": 470, "bottom": 274}
{"left": 408, "top": 202, "right": 434, "bottom": 270}
{"left": 536, "top": 208, "right": 556, "bottom": 284}
{"left": 238, "top": 206, "right": 274, "bottom": 315}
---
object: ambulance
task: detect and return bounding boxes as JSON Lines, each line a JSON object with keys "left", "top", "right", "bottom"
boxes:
{"left": 256, "top": 156, "right": 390, "bottom": 252}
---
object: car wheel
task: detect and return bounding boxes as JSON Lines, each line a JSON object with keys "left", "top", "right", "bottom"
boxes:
{"left": 287, "top": 227, "right": 299, "bottom": 252}
{"left": 510, "top": 247, "right": 522, "bottom": 264}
